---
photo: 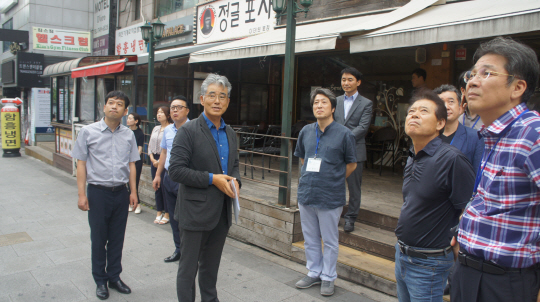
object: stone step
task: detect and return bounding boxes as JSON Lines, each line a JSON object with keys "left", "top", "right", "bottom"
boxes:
{"left": 339, "top": 219, "right": 396, "bottom": 260}
{"left": 343, "top": 206, "right": 399, "bottom": 232}
{"left": 291, "top": 241, "right": 397, "bottom": 297}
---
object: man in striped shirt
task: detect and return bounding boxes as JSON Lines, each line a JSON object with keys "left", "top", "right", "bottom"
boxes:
{"left": 452, "top": 37, "right": 540, "bottom": 302}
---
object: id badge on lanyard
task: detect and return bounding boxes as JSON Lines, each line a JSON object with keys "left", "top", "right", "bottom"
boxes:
{"left": 306, "top": 126, "right": 323, "bottom": 172}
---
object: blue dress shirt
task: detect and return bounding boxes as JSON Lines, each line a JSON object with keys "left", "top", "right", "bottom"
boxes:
{"left": 343, "top": 91, "right": 358, "bottom": 119}
{"left": 202, "top": 112, "right": 229, "bottom": 185}
{"left": 160, "top": 119, "right": 189, "bottom": 170}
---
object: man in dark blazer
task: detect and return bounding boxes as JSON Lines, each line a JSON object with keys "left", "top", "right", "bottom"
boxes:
{"left": 434, "top": 84, "right": 484, "bottom": 173}
{"left": 168, "top": 74, "right": 241, "bottom": 302}
{"left": 335, "top": 67, "right": 373, "bottom": 232}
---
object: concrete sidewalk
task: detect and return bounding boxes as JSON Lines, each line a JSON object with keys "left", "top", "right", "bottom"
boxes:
{"left": 0, "top": 151, "right": 397, "bottom": 302}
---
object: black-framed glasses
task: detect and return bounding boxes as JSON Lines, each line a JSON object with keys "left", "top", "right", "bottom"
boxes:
{"left": 171, "top": 105, "right": 187, "bottom": 111}
{"left": 463, "top": 68, "right": 516, "bottom": 83}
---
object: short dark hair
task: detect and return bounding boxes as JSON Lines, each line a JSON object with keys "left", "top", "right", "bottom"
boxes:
{"left": 340, "top": 67, "right": 363, "bottom": 81}
{"left": 171, "top": 95, "right": 191, "bottom": 111}
{"left": 473, "top": 37, "right": 539, "bottom": 103}
{"left": 105, "top": 91, "right": 130, "bottom": 108}
{"left": 412, "top": 68, "right": 427, "bottom": 81}
{"left": 409, "top": 89, "right": 447, "bottom": 135}
{"left": 433, "top": 84, "right": 462, "bottom": 105}
{"left": 457, "top": 71, "right": 467, "bottom": 91}
{"left": 158, "top": 106, "right": 172, "bottom": 123}
{"left": 310, "top": 88, "right": 337, "bottom": 110}
{"left": 129, "top": 112, "right": 142, "bottom": 127}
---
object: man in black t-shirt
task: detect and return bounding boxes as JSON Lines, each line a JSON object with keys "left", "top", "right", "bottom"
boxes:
{"left": 394, "top": 90, "right": 474, "bottom": 302}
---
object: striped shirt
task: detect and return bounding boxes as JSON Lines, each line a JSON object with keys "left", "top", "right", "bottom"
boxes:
{"left": 458, "top": 103, "right": 540, "bottom": 268}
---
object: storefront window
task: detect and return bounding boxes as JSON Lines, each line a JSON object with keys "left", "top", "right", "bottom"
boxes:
{"left": 67, "top": 76, "right": 73, "bottom": 124}
{"left": 156, "top": 0, "right": 197, "bottom": 18}
{"left": 80, "top": 77, "right": 95, "bottom": 122}
{"left": 58, "top": 77, "right": 65, "bottom": 122}
{"left": 96, "top": 77, "right": 116, "bottom": 121}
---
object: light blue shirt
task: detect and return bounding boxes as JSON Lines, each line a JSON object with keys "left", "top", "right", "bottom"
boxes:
{"left": 202, "top": 112, "right": 229, "bottom": 185}
{"left": 343, "top": 91, "right": 358, "bottom": 119}
{"left": 72, "top": 119, "right": 140, "bottom": 186}
{"left": 160, "top": 119, "right": 189, "bottom": 170}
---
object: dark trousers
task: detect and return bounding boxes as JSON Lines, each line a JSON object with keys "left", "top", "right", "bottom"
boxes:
{"left": 150, "top": 154, "right": 166, "bottom": 212}
{"left": 451, "top": 255, "right": 540, "bottom": 302}
{"left": 177, "top": 202, "right": 229, "bottom": 302}
{"left": 344, "top": 162, "right": 363, "bottom": 223}
{"left": 135, "top": 160, "right": 143, "bottom": 201}
{"left": 162, "top": 172, "right": 181, "bottom": 253}
{"left": 87, "top": 184, "right": 129, "bottom": 285}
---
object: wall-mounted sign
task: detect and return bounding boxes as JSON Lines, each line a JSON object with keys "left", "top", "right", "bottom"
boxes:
{"left": 17, "top": 52, "right": 44, "bottom": 88}
{"left": 93, "top": 35, "right": 109, "bottom": 56}
{"left": 115, "top": 22, "right": 146, "bottom": 55}
{"left": 93, "top": 0, "right": 110, "bottom": 39}
{"left": 196, "top": 0, "right": 275, "bottom": 44}
{"left": 32, "top": 27, "right": 91, "bottom": 53}
{"left": 455, "top": 48, "right": 466, "bottom": 61}
{"left": 156, "top": 15, "right": 194, "bottom": 49}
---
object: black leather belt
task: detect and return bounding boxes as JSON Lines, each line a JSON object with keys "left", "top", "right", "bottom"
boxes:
{"left": 398, "top": 240, "right": 452, "bottom": 259}
{"left": 458, "top": 251, "right": 538, "bottom": 275}
{"left": 89, "top": 183, "right": 127, "bottom": 192}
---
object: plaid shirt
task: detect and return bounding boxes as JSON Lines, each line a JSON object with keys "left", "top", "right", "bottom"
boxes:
{"left": 458, "top": 103, "right": 540, "bottom": 268}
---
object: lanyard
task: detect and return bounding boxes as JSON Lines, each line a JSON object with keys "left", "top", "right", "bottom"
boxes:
{"left": 315, "top": 125, "right": 321, "bottom": 158}
{"left": 450, "top": 135, "right": 456, "bottom": 146}
{"left": 463, "top": 114, "right": 481, "bottom": 129}
{"left": 472, "top": 109, "right": 529, "bottom": 195}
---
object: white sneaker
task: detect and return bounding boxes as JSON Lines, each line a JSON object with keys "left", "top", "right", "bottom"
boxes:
{"left": 128, "top": 205, "right": 133, "bottom": 212}
{"left": 134, "top": 205, "right": 142, "bottom": 214}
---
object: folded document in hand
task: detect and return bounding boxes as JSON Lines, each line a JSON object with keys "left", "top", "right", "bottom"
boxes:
{"left": 230, "top": 179, "right": 240, "bottom": 223}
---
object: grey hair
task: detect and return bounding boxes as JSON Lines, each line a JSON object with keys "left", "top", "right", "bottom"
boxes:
{"left": 200, "top": 73, "right": 233, "bottom": 97}
{"left": 310, "top": 88, "right": 337, "bottom": 110}
{"left": 433, "top": 84, "right": 462, "bottom": 105}
{"left": 473, "top": 37, "right": 539, "bottom": 103}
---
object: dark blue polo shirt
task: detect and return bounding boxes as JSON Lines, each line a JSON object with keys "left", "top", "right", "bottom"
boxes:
{"left": 395, "top": 137, "right": 474, "bottom": 249}
{"left": 294, "top": 121, "right": 357, "bottom": 209}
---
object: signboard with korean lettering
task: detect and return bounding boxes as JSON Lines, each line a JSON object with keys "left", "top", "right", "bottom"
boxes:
{"left": 196, "top": 0, "right": 275, "bottom": 44}
{"left": 155, "top": 15, "right": 194, "bottom": 49}
{"left": 17, "top": 52, "right": 44, "bottom": 88}
{"left": 93, "top": 35, "right": 109, "bottom": 56}
{"left": 33, "top": 27, "right": 91, "bottom": 53}
{"left": 455, "top": 48, "right": 466, "bottom": 61}
{"left": 115, "top": 22, "right": 146, "bottom": 55}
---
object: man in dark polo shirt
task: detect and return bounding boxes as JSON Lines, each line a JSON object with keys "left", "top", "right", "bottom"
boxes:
{"left": 72, "top": 91, "right": 140, "bottom": 300}
{"left": 395, "top": 90, "right": 474, "bottom": 302}
{"left": 294, "top": 88, "right": 357, "bottom": 297}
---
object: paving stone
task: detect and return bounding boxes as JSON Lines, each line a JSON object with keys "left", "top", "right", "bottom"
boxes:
{"left": 0, "top": 252, "right": 55, "bottom": 276}
{"left": 0, "top": 271, "right": 41, "bottom": 296}
{"left": 9, "top": 281, "right": 86, "bottom": 302}
{"left": 223, "top": 276, "right": 300, "bottom": 302}
{"left": 56, "top": 233, "right": 91, "bottom": 248}
{"left": 0, "top": 245, "right": 17, "bottom": 263}
{"left": 326, "top": 291, "right": 378, "bottom": 302}
{"left": 0, "top": 232, "right": 33, "bottom": 247}
{"left": 45, "top": 244, "right": 91, "bottom": 265}
{"left": 12, "top": 237, "right": 65, "bottom": 256}
{"left": 282, "top": 292, "right": 325, "bottom": 302}
{"left": 30, "top": 261, "right": 89, "bottom": 286}
{"left": 67, "top": 223, "right": 91, "bottom": 235}
{"left": 26, "top": 225, "right": 76, "bottom": 241}
{"left": 217, "top": 258, "right": 264, "bottom": 289}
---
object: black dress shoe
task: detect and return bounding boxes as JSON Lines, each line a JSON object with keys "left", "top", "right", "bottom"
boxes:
{"left": 344, "top": 221, "right": 355, "bottom": 232}
{"left": 109, "top": 279, "right": 131, "bottom": 294}
{"left": 164, "top": 251, "right": 181, "bottom": 262}
{"left": 96, "top": 284, "right": 109, "bottom": 300}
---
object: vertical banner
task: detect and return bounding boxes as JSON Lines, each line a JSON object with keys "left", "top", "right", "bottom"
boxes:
{"left": 93, "top": 0, "right": 111, "bottom": 55}
{"left": 1, "top": 98, "right": 23, "bottom": 157}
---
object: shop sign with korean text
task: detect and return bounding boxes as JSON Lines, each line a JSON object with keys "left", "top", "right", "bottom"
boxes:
{"left": 196, "top": 0, "right": 275, "bottom": 44}
{"left": 32, "top": 27, "right": 91, "bottom": 53}
{"left": 156, "top": 15, "right": 194, "bottom": 49}
{"left": 115, "top": 22, "right": 146, "bottom": 55}
{"left": 93, "top": 0, "right": 110, "bottom": 39}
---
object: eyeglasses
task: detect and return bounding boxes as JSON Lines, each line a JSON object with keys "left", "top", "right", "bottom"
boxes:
{"left": 463, "top": 68, "right": 516, "bottom": 83}
{"left": 204, "top": 93, "right": 228, "bottom": 102}
{"left": 171, "top": 105, "right": 187, "bottom": 111}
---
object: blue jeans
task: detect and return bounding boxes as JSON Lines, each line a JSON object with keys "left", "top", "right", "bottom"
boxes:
{"left": 395, "top": 243, "right": 454, "bottom": 302}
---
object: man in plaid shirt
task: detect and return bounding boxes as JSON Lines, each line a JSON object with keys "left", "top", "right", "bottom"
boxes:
{"left": 451, "top": 37, "right": 540, "bottom": 302}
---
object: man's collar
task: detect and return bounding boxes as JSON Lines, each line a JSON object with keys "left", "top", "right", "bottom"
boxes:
{"left": 99, "top": 118, "right": 121, "bottom": 132}
{"left": 479, "top": 103, "right": 528, "bottom": 137}
{"left": 344, "top": 91, "right": 358, "bottom": 101}
{"left": 202, "top": 112, "right": 225, "bottom": 129}
{"left": 316, "top": 120, "right": 334, "bottom": 133}
{"left": 409, "top": 136, "right": 441, "bottom": 158}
